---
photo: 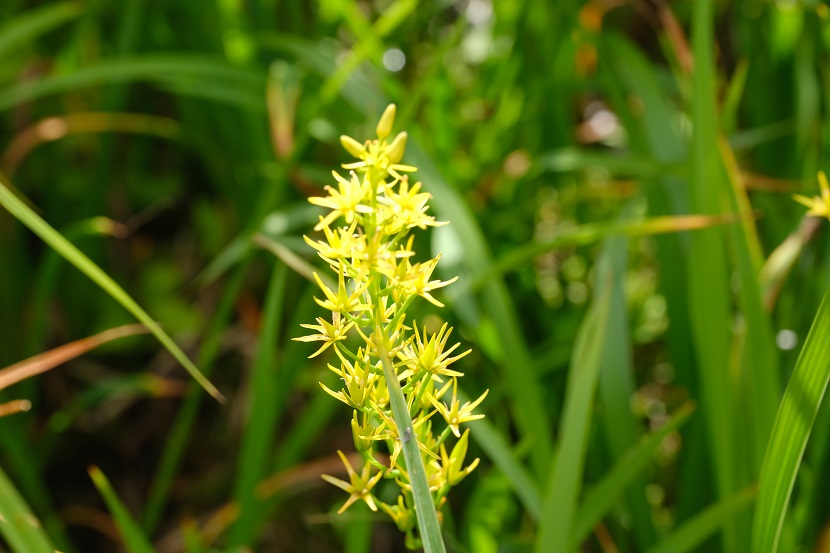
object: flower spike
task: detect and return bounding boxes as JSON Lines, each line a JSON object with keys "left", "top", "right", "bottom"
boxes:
{"left": 295, "top": 104, "right": 484, "bottom": 542}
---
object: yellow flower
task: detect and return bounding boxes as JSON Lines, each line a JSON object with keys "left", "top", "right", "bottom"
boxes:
{"left": 430, "top": 378, "right": 488, "bottom": 438}
{"left": 319, "top": 347, "right": 378, "bottom": 410}
{"left": 793, "top": 171, "right": 830, "bottom": 219}
{"left": 321, "top": 451, "right": 384, "bottom": 514}
{"left": 339, "top": 106, "right": 417, "bottom": 182}
{"left": 312, "top": 261, "right": 371, "bottom": 315}
{"left": 308, "top": 171, "right": 372, "bottom": 230}
{"left": 299, "top": 104, "right": 484, "bottom": 533}
{"left": 439, "top": 428, "right": 479, "bottom": 487}
{"left": 303, "top": 221, "right": 365, "bottom": 266}
{"left": 398, "top": 322, "right": 469, "bottom": 382}
{"left": 378, "top": 176, "right": 445, "bottom": 233}
{"left": 379, "top": 495, "right": 416, "bottom": 533}
{"left": 293, "top": 314, "right": 354, "bottom": 358}
{"left": 401, "top": 255, "right": 458, "bottom": 308}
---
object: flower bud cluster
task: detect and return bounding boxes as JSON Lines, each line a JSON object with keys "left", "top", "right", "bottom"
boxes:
{"left": 295, "top": 105, "right": 487, "bottom": 547}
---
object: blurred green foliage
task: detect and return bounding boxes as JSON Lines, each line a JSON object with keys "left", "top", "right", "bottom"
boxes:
{"left": 1, "top": 0, "right": 830, "bottom": 552}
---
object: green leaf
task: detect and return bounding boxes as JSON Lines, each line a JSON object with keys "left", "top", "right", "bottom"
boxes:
{"left": 752, "top": 284, "right": 830, "bottom": 553}
{"left": 536, "top": 280, "right": 612, "bottom": 552}
{"left": 0, "top": 56, "right": 266, "bottom": 112}
{"left": 470, "top": 214, "right": 740, "bottom": 291}
{"left": 0, "top": 173, "right": 222, "bottom": 401}
{"left": 229, "top": 261, "right": 288, "bottom": 546}
{"left": 0, "top": 465, "right": 55, "bottom": 553}
{"left": 647, "top": 486, "right": 756, "bottom": 553}
{"left": 0, "top": 1, "right": 82, "bottom": 59}
{"left": 571, "top": 402, "right": 696, "bottom": 545}
{"left": 89, "top": 466, "right": 155, "bottom": 553}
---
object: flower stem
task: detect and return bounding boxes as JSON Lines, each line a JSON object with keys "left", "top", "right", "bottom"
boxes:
{"left": 374, "top": 316, "right": 446, "bottom": 553}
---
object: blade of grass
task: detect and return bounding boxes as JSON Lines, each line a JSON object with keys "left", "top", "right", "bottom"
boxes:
{"left": 0, "top": 174, "right": 222, "bottom": 400}
{"left": 535, "top": 280, "right": 612, "bottom": 552}
{"left": 647, "top": 486, "right": 756, "bottom": 553}
{"left": 0, "top": 465, "right": 56, "bottom": 553}
{"left": 463, "top": 403, "right": 542, "bottom": 521}
{"left": 229, "top": 261, "right": 287, "bottom": 546}
{"left": 88, "top": 466, "right": 155, "bottom": 553}
{"left": 752, "top": 283, "right": 830, "bottom": 553}
{"left": 689, "top": 1, "right": 739, "bottom": 548}
{"left": 471, "top": 213, "right": 742, "bottom": 290}
{"left": 0, "top": 1, "right": 82, "bottom": 59}
{"left": 142, "top": 261, "right": 249, "bottom": 532}
{"left": 571, "top": 402, "right": 696, "bottom": 544}
{"left": 0, "top": 56, "right": 266, "bottom": 112}
{"left": 25, "top": 216, "right": 127, "bottom": 357}
{"left": 594, "top": 230, "right": 656, "bottom": 548}
{"left": 0, "top": 324, "right": 148, "bottom": 392}
{"left": 719, "top": 136, "right": 780, "bottom": 471}
{"left": 535, "top": 148, "right": 681, "bottom": 179}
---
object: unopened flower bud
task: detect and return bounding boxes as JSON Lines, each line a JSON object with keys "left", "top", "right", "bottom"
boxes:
{"left": 340, "top": 135, "right": 366, "bottom": 158}
{"left": 376, "top": 104, "right": 397, "bottom": 139}
{"left": 386, "top": 132, "right": 407, "bottom": 164}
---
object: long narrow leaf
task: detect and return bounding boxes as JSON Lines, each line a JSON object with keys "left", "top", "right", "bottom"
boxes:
{"left": 536, "top": 283, "right": 612, "bottom": 552}
{"left": 0, "top": 56, "right": 265, "bottom": 112}
{"left": 89, "top": 466, "right": 155, "bottom": 553}
{"left": 0, "top": 173, "right": 222, "bottom": 401}
{"left": 0, "top": 465, "right": 55, "bottom": 553}
{"left": 0, "top": 1, "right": 82, "bottom": 59}
{"left": 752, "top": 284, "right": 830, "bottom": 553}
{"left": 0, "top": 324, "right": 148, "bottom": 392}
{"left": 571, "top": 402, "right": 696, "bottom": 544}
{"left": 647, "top": 486, "right": 756, "bottom": 553}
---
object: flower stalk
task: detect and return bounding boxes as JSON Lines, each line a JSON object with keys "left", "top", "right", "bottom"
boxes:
{"left": 295, "top": 105, "right": 486, "bottom": 550}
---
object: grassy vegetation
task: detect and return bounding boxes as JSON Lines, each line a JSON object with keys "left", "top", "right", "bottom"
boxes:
{"left": 1, "top": 1, "right": 830, "bottom": 552}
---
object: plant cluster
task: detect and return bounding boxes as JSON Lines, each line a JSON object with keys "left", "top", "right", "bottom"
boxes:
{"left": 294, "top": 105, "right": 487, "bottom": 548}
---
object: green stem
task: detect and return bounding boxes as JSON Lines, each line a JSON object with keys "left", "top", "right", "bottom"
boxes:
{"left": 374, "top": 315, "right": 446, "bottom": 553}
{"left": 409, "top": 373, "right": 432, "bottom": 418}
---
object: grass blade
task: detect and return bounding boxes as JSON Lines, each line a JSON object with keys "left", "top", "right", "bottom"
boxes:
{"left": 0, "top": 173, "right": 222, "bottom": 401}
{"left": 572, "top": 402, "right": 696, "bottom": 544}
{"left": 0, "top": 324, "right": 148, "bottom": 392}
{"left": 473, "top": 213, "right": 741, "bottom": 290}
{"left": 535, "top": 280, "right": 612, "bottom": 552}
{"left": 229, "top": 261, "right": 287, "bottom": 546}
{"left": 688, "top": 1, "right": 740, "bottom": 546}
{"left": 0, "top": 56, "right": 266, "bottom": 112}
{"left": 594, "top": 230, "right": 655, "bottom": 547}
{"left": 752, "top": 284, "right": 830, "bottom": 553}
{"left": 0, "top": 465, "right": 55, "bottom": 553}
{"left": 0, "top": 1, "right": 82, "bottom": 59}
{"left": 409, "top": 141, "right": 554, "bottom": 477}
{"left": 647, "top": 486, "right": 756, "bottom": 553}
{"left": 89, "top": 466, "right": 155, "bottom": 553}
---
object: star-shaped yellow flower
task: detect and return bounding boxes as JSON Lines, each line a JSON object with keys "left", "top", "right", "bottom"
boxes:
{"left": 293, "top": 314, "right": 354, "bottom": 358}
{"left": 429, "top": 378, "right": 488, "bottom": 438}
{"left": 398, "top": 322, "right": 470, "bottom": 382}
{"left": 793, "top": 171, "right": 830, "bottom": 220}
{"left": 308, "top": 171, "right": 372, "bottom": 230}
{"left": 321, "top": 451, "right": 384, "bottom": 514}
{"left": 312, "top": 261, "right": 371, "bottom": 315}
